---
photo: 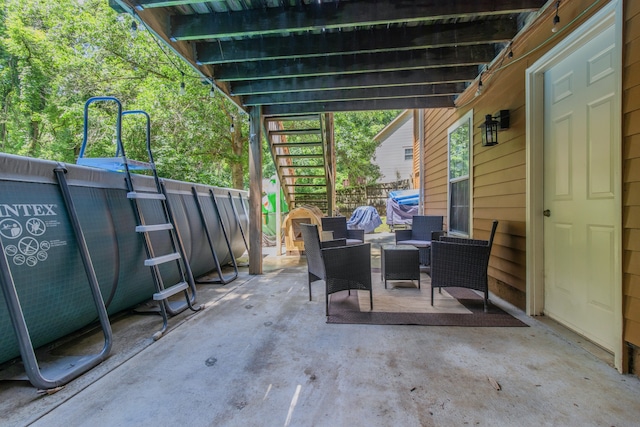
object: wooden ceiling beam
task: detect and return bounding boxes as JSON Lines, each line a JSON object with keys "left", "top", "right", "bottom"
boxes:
{"left": 195, "top": 20, "right": 517, "bottom": 64}
{"left": 243, "top": 83, "right": 468, "bottom": 106}
{"left": 262, "top": 97, "right": 455, "bottom": 116}
{"left": 230, "top": 66, "right": 479, "bottom": 95}
{"left": 135, "top": 0, "right": 211, "bottom": 8}
{"left": 216, "top": 45, "right": 495, "bottom": 81}
{"left": 167, "top": 0, "right": 545, "bottom": 40}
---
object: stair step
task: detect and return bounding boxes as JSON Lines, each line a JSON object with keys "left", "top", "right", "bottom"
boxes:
{"left": 280, "top": 164, "right": 325, "bottom": 169}
{"left": 265, "top": 114, "right": 319, "bottom": 122}
{"left": 128, "top": 191, "right": 166, "bottom": 200}
{"left": 136, "top": 223, "right": 174, "bottom": 233}
{"left": 281, "top": 174, "right": 325, "bottom": 179}
{"left": 153, "top": 281, "right": 189, "bottom": 301}
{"left": 271, "top": 142, "right": 322, "bottom": 148}
{"left": 269, "top": 128, "right": 321, "bottom": 136}
{"left": 276, "top": 154, "right": 323, "bottom": 159}
{"left": 145, "top": 252, "right": 181, "bottom": 266}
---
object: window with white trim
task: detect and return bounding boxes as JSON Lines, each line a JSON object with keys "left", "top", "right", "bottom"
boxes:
{"left": 447, "top": 111, "right": 472, "bottom": 236}
{"left": 404, "top": 147, "right": 413, "bottom": 161}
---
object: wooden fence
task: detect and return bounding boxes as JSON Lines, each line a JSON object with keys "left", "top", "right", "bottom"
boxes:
{"left": 336, "top": 180, "right": 411, "bottom": 218}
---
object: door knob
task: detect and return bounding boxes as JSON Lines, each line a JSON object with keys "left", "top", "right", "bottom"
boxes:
{"left": 543, "top": 209, "right": 551, "bottom": 217}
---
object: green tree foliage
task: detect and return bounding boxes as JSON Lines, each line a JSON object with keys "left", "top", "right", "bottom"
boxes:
{"left": 0, "top": 0, "right": 398, "bottom": 191}
{"left": 333, "top": 110, "right": 400, "bottom": 188}
{"left": 0, "top": 0, "right": 247, "bottom": 188}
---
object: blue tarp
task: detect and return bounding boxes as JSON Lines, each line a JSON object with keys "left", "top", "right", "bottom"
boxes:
{"left": 347, "top": 206, "right": 383, "bottom": 233}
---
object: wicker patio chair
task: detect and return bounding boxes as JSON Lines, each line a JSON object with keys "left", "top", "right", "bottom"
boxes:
{"left": 300, "top": 223, "right": 372, "bottom": 315}
{"left": 395, "top": 215, "right": 444, "bottom": 266}
{"left": 321, "top": 216, "right": 365, "bottom": 245}
{"left": 429, "top": 220, "right": 499, "bottom": 311}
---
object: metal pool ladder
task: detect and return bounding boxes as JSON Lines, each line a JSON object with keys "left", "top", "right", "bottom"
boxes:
{"left": 77, "top": 96, "right": 200, "bottom": 340}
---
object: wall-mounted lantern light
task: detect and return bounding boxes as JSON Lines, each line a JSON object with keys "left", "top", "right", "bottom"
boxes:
{"left": 479, "top": 110, "right": 510, "bottom": 146}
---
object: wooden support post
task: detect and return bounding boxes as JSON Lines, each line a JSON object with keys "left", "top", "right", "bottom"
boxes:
{"left": 325, "top": 113, "right": 336, "bottom": 216}
{"left": 249, "top": 106, "right": 263, "bottom": 274}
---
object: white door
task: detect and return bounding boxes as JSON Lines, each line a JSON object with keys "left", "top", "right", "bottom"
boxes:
{"left": 543, "top": 24, "right": 619, "bottom": 352}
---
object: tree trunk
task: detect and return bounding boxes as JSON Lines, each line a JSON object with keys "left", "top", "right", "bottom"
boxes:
{"left": 27, "top": 120, "right": 40, "bottom": 155}
{"left": 0, "top": 101, "right": 7, "bottom": 150}
{"left": 231, "top": 120, "right": 244, "bottom": 189}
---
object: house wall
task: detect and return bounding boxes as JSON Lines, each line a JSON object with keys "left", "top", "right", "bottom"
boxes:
{"left": 412, "top": 110, "right": 420, "bottom": 190}
{"left": 623, "top": 0, "right": 640, "bottom": 354}
{"left": 373, "top": 113, "right": 414, "bottom": 183}
{"left": 423, "top": 108, "right": 456, "bottom": 224}
{"left": 420, "top": 0, "right": 640, "bottom": 365}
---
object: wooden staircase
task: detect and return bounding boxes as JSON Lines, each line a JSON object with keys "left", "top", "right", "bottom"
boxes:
{"left": 264, "top": 114, "right": 335, "bottom": 215}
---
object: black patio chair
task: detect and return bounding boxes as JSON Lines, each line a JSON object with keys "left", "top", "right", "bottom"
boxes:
{"left": 429, "top": 220, "right": 499, "bottom": 312}
{"left": 395, "top": 215, "right": 444, "bottom": 266}
{"left": 321, "top": 216, "right": 365, "bottom": 245}
{"left": 299, "top": 223, "right": 372, "bottom": 315}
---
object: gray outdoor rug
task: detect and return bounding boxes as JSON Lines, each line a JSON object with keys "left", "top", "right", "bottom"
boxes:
{"left": 326, "top": 287, "right": 528, "bottom": 327}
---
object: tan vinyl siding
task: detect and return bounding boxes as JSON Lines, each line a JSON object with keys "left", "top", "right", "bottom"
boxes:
{"left": 623, "top": 0, "right": 640, "bottom": 348}
{"left": 423, "top": 108, "right": 455, "bottom": 222}
{"left": 421, "top": 0, "right": 613, "bottom": 312}
{"left": 412, "top": 110, "right": 420, "bottom": 189}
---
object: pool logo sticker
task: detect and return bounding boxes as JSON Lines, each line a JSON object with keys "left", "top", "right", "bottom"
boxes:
{"left": 1, "top": 204, "right": 62, "bottom": 268}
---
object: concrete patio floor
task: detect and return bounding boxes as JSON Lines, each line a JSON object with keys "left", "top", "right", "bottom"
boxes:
{"left": 2, "top": 232, "right": 640, "bottom": 426}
